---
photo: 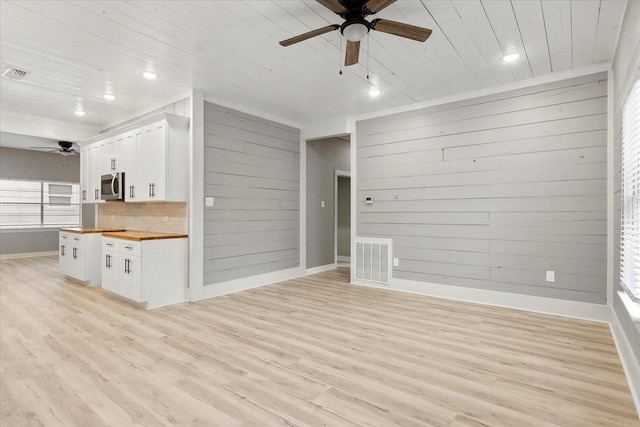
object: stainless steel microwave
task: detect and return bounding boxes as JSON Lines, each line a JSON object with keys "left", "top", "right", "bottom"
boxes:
{"left": 101, "top": 173, "right": 124, "bottom": 201}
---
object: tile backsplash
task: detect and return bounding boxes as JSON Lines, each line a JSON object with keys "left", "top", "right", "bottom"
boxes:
{"left": 97, "top": 202, "right": 187, "bottom": 234}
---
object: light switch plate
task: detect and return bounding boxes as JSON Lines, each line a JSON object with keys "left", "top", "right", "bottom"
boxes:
{"left": 205, "top": 197, "right": 214, "bottom": 207}
{"left": 546, "top": 270, "right": 555, "bottom": 282}
{"left": 321, "top": 201, "right": 325, "bottom": 208}
{"left": 393, "top": 258, "right": 399, "bottom": 267}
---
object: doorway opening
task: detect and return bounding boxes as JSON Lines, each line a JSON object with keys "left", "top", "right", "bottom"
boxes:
{"left": 335, "top": 171, "right": 351, "bottom": 268}
{"left": 304, "top": 135, "right": 351, "bottom": 273}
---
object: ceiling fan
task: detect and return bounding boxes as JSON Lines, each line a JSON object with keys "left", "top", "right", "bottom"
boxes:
{"left": 279, "top": 0, "right": 432, "bottom": 66}
{"left": 30, "top": 141, "right": 79, "bottom": 156}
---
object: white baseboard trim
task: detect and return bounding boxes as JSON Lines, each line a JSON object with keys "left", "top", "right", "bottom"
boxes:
{"left": 337, "top": 256, "right": 351, "bottom": 263}
{"left": 610, "top": 308, "right": 640, "bottom": 418}
{"left": 351, "top": 277, "right": 611, "bottom": 323}
{"left": 0, "top": 251, "right": 58, "bottom": 260}
{"left": 305, "top": 263, "right": 337, "bottom": 275}
{"left": 202, "top": 267, "right": 302, "bottom": 299}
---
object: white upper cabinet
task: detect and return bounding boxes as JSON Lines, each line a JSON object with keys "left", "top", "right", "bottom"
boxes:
{"left": 80, "top": 113, "right": 189, "bottom": 204}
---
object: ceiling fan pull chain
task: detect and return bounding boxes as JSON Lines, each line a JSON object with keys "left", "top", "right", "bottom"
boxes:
{"left": 366, "top": 32, "right": 370, "bottom": 79}
{"left": 339, "top": 34, "right": 343, "bottom": 75}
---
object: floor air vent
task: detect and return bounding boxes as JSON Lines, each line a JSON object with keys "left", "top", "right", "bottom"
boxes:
{"left": 354, "top": 237, "right": 392, "bottom": 285}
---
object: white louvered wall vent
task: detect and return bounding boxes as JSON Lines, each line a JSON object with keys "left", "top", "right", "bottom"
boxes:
{"left": 354, "top": 237, "right": 393, "bottom": 285}
{"left": 2, "top": 67, "right": 28, "bottom": 81}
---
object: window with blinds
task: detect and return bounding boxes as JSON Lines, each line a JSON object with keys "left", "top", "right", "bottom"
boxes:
{"left": 621, "top": 78, "right": 640, "bottom": 301}
{"left": 0, "top": 179, "right": 80, "bottom": 228}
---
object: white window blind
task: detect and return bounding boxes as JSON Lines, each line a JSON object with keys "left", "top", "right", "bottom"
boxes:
{"left": 621, "top": 79, "right": 640, "bottom": 301}
{"left": 0, "top": 179, "right": 80, "bottom": 228}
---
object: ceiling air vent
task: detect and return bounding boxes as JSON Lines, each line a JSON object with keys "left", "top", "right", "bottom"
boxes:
{"left": 2, "top": 67, "right": 28, "bottom": 81}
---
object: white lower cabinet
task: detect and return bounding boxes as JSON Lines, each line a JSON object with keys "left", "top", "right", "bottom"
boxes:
{"left": 59, "top": 231, "right": 101, "bottom": 286}
{"left": 101, "top": 237, "right": 186, "bottom": 309}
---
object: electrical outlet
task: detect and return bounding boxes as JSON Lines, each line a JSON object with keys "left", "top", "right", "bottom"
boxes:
{"left": 393, "top": 258, "right": 399, "bottom": 267}
{"left": 546, "top": 270, "right": 555, "bottom": 282}
{"left": 205, "top": 197, "right": 214, "bottom": 207}
{"left": 321, "top": 201, "right": 325, "bottom": 208}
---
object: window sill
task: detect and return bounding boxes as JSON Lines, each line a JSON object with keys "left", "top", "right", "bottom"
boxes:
{"left": 0, "top": 226, "right": 79, "bottom": 233}
{"left": 618, "top": 291, "right": 640, "bottom": 333}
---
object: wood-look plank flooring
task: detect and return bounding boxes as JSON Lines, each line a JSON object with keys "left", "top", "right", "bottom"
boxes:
{"left": 1, "top": 256, "right": 638, "bottom": 426}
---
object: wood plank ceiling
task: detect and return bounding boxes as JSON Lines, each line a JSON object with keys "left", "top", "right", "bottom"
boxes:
{"left": 0, "top": 0, "right": 627, "bottom": 134}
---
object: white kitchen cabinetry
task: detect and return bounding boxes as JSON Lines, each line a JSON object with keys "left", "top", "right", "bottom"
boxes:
{"left": 101, "top": 236, "right": 187, "bottom": 309}
{"left": 59, "top": 231, "right": 101, "bottom": 285}
{"left": 80, "top": 112, "right": 189, "bottom": 204}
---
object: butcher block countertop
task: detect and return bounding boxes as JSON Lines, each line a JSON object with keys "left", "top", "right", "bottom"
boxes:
{"left": 60, "top": 227, "right": 125, "bottom": 234}
{"left": 101, "top": 231, "right": 188, "bottom": 241}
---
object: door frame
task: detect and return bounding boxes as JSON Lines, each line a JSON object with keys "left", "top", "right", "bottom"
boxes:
{"left": 334, "top": 170, "right": 351, "bottom": 265}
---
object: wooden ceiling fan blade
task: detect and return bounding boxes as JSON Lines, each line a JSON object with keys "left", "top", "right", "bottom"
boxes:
{"left": 363, "top": 0, "right": 397, "bottom": 14}
{"left": 345, "top": 40, "right": 361, "bottom": 66}
{"left": 316, "top": 0, "right": 348, "bottom": 14}
{"left": 279, "top": 25, "right": 339, "bottom": 47}
{"left": 371, "top": 19, "right": 432, "bottom": 42}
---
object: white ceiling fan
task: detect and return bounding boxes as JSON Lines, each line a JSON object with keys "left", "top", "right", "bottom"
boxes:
{"left": 30, "top": 141, "right": 79, "bottom": 156}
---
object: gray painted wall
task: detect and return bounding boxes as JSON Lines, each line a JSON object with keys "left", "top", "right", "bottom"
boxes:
{"left": 306, "top": 137, "right": 350, "bottom": 269}
{"left": 0, "top": 146, "right": 91, "bottom": 255}
{"left": 356, "top": 73, "right": 608, "bottom": 304}
{"left": 611, "top": 1, "right": 640, "bottom": 364}
{"left": 337, "top": 176, "right": 351, "bottom": 257}
{"left": 203, "top": 102, "right": 300, "bottom": 284}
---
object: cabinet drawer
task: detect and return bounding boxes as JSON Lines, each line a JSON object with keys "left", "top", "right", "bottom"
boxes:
{"left": 102, "top": 238, "right": 120, "bottom": 252}
{"left": 120, "top": 241, "right": 142, "bottom": 257}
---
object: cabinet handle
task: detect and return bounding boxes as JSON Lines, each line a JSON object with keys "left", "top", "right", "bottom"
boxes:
{"left": 151, "top": 183, "right": 156, "bottom": 197}
{"left": 124, "top": 258, "right": 130, "bottom": 274}
{"left": 105, "top": 254, "right": 111, "bottom": 268}
{"left": 131, "top": 185, "right": 135, "bottom": 199}
{"left": 61, "top": 245, "right": 65, "bottom": 256}
{"left": 73, "top": 238, "right": 79, "bottom": 241}
{"left": 73, "top": 247, "right": 77, "bottom": 259}
{"left": 61, "top": 235, "right": 67, "bottom": 239}
{"left": 95, "top": 189, "right": 99, "bottom": 200}
{"left": 124, "top": 245, "right": 133, "bottom": 250}
{"left": 149, "top": 183, "right": 152, "bottom": 197}
{"left": 111, "top": 158, "right": 116, "bottom": 170}
{"left": 82, "top": 190, "right": 87, "bottom": 200}
{"left": 106, "top": 243, "right": 113, "bottom": 247}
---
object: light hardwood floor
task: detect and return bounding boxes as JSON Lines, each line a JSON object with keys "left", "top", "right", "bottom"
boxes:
{"left": 1, "top": 256, "right": 638, "bottom": 426}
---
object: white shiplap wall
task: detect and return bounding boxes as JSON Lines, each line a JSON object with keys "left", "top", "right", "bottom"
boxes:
{"left": 356, "top": 72, "right": 608, "bottom": 304}
{"left": 203, "top": 102, "right": 300, "bottom": 285}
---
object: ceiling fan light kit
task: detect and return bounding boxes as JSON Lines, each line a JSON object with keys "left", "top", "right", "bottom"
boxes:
{"left": 279, "top": 0, "right": 432, "bottom": 67}
{"left": 342, "top": 21, "right": 369, "bottom": 42}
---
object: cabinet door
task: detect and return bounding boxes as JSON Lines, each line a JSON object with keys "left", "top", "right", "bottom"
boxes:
{"left": 80, "top": 147, "right": 90, "bottom": 203}
{"left": 146, "top": 121, "right": 167, "bottom": 200}
{"left": 86, "top": 144, "right": 103, "bottom": 202}
{"left": 103, "top": 138, "right": 117, "bottom": 174}
{"left": 126, "top": 129, "right": 146, "bottom": 202}
{"left": 102, "top": 249, "right": 119, "bottom": 293}
{"left": 120, "top": 255, "right": 142, "bottom": 302}
{"left": 116, "top": 132, "right": 134, "bottom": 174}
{"left": 59, "top": 233, "right": 70, "bottom": 272}
{"left": 69, "top": 235, "right": 85, "bottom": 280}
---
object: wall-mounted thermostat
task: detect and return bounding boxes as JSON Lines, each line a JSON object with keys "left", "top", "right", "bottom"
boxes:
{"left": 365, "top": 196, "right": 374, "bottom": 205}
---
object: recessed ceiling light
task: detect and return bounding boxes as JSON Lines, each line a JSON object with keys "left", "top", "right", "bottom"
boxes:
{"left": 103, "top": 93, "right": 116, "bottom": 101}
{"left": 503, "top": 53, "right": 520, "bottom": 63}
{"left": 143, "top": 71, "right": 157, "bottom": 80}
{"left": 74, "top": 110, "right": 86, "bottom": 116}
{"left": 368, "top": 87, "right": 381, "bottom": 98}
